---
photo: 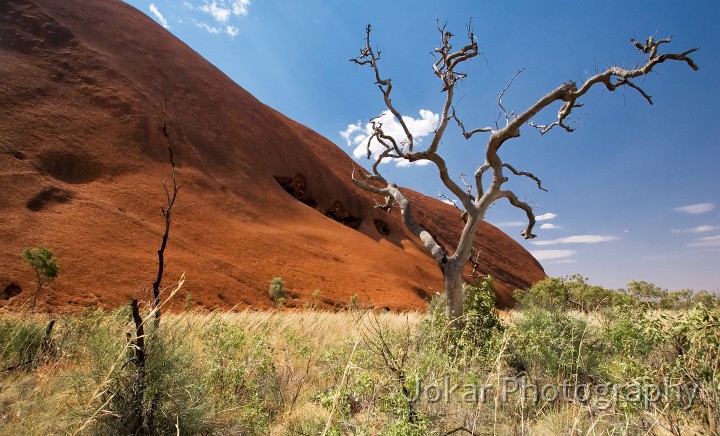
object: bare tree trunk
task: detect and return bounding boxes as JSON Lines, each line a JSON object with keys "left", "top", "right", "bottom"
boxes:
{"left": 30, "top": 273, "right": 41, "bottom": 312}
{"left": 152, "top": 101, "right": 182, "bottom": 329}
{"left": 129, "top": 298, "right": 148, "bottom": 435}
{"left": 443, "top": 262, "right": 464, "bottom": 324}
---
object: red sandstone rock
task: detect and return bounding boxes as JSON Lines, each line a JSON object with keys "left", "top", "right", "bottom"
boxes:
{"left": 0, "top": 0, "right": 544, "bottom": 312}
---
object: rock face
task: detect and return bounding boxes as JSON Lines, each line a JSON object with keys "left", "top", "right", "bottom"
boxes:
{"left": 0, "top": 0, "right": 545, "bottom": 311}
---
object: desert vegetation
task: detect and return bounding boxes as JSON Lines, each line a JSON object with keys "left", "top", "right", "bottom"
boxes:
{"left": 20, "top": 247, "right": 59, "bottom": 312}
{"left": 0, "top": 276, "right": 717, "bottom": 435}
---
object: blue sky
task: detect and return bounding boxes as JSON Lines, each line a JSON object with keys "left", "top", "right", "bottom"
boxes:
{"left": 125, "top": 0, "right": 719, "bottom": 293}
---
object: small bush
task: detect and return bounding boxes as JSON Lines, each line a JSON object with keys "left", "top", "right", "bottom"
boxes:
{"left": 508, "top": 307, "right": 599, "bottom": 383}
{"left": 82, "top": 311, "right": 211, "bottom": 435}
{"left": 596, "top": 309, "right": 666, "bottom": 381}
{"left": 669, "top": 305, "right": 720, "bottom": 429}
{"left": 515, "top": 274, "right": 629, "bottom": 313}
{"left": 202, "top": 318, "right": 281, "bottom": 433}
{"left": 348, "top": 294, "right": 359, "bottom": 310}
{"left": 21, "top": 247, "right": 60, "bottom": 310}
{"left": 421, "top": 276, "right": 505, "bottom": 367}
{"left": 268, "top": 277, "right": 287, "bottom": 303}
{"left": 0, "top": 319, "right": 47, "bottom": 371}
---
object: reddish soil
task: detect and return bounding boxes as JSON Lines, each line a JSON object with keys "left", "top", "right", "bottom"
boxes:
{"left": 0, "top": 0, "right": 545, "bottom": 312}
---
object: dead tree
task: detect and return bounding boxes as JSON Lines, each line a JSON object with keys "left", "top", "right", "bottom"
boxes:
{"left": 128, "top": 298, "right": 149, "bottom": 434}
{"left": 350, "top": 23, "right": 698, "bottom": 327}
{"left": 152, "top": 100, "right": 182, "bottom": 328}
{"left": 124, "top": 102, "right": 182, "bottom": 435}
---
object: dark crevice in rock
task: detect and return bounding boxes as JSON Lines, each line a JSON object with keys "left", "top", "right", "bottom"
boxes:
{"left": 274, "top": 173, "right": 318, "bottom": 208}
{"left": 2, "top": 283, "right": 22, "bottom": 300}
{"left": 26, "top": 186, "right": 72, "bottom": 211}
{"left": 39, "top": 150, "right": 103, "bottom": 184}
{"left": 274, "top": 173, "right": 363, "bottom": 229}
{"left": 326, "top": 200, "right": 362, "bottom": 229}
{"left": 410, "top": 286, "right": 430, "bottom": 300}
{"left": 373, "top": 219, "right": 390, "bottom": 235}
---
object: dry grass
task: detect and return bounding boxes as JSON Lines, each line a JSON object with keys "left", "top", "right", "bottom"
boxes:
{"left": 0, "top": 303, "right": 714, "bottom": 435}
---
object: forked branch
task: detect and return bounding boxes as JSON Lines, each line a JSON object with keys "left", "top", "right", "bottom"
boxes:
{"left": 351, "top": 25, "right": 414, "bottom": 152}
{"left": 503, "top": 163, "right": 547, "bottom": 192}
{"left": 522, "top": 36, "right": 697, "bottom": 136}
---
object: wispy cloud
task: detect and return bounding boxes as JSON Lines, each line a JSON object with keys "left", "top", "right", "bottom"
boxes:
{"left": 181, "top": 0, "right": 250, "bottom": 36}
{"left": 687, "top": 235, "right": 720, "bottom": 248}
{"left": 149, "top": 3, "right": 170, "bottom": 28}
{"left": 226, "top": 25, "right": 239, "bottom": 37}
{"left": 494, "top": 221, "right": 526, "bottom": 228}
{"left": 530, "top": 249, "right": 577, "bottom": 261}
{"left": 199, "top": 0, "right": 250, "bottom": 23}
{"left": 672, "top": 225, "right": 719, "bottom": 234}
{"left": 673, "top": 203, "right": 715, "bottom": 215}
{"left": 340, "top": 123, "right": 361, "bottom": 144}
{"left": 539, "top": 223, "right": 557, "bottom": 230}
{"left": 440, "top": 198, "right": 458, "bottom": 208}
{"left": 531, "top": 235, "right": 619, "bottom": 246}
{"left": 341, "top": 110, "right": 439, "bottom": 167}
{"left": 194, "top": 20, "right": 221, "bottom": 33}
{"left": 535, "top": 213, "right": 557, "bottom": 221}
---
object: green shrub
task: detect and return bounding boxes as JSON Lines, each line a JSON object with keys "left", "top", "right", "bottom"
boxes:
{"left": 518, "top": 275, "right": 716, "bottom": 319}
{"left": 515, "top": 275, "right": 640, "bottom": 313}
{"left": 690, "top": 290, "right": 720, "bottom": 309}
{"left": 201, "top": 318, "right": 281, "bottom": 433}
{"left": 348, "top": 294, "right": 359, "bottom": 310}
{"left": 268, "top": 277, "right": 287, "bottom": 304}
{"left": 79, "top": 310, "right": 211, "bottom": 435}
{"left": 508, "top": 308, "right": 599, "bottom": 382}
{"left": 669, "top": 305, "right": 720, "bottom": 428}
{"left": 21, "top": 247, "right": 60, "bottom": 310}
{"left": 458, "top": 277, "right": 505, "bottom": 348}
{"left": 305, "top": 289, "right": 322, "bottom": 310}
{"left": 623, "top": 280, "right": 668, "bottom": 308}
{"left": 596, "top": 309, "right": 666, "bottom": 381}
{"left": 0, "top": 319, "right": 47, "bottom": 371}
{"left": 422, "top": 276, "right": 504, "bottom": 365}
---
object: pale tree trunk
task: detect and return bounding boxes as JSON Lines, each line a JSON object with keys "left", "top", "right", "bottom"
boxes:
{"left": 443, "top": 261, "right": 465, "bottom": 322}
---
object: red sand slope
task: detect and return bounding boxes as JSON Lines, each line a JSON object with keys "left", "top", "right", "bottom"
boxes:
{"left": 0, "top": 0, "right": 545, "bottom": 312}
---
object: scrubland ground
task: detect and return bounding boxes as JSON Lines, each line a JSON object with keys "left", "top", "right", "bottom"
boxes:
{"left": 0, "top": 276, "right": 718, "bottom": 435}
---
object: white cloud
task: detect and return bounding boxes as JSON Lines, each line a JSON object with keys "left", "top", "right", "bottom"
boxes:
{"left": 673, "top": 203, "right": 716, "bottom": 215}
{"left": 226, "top": 25, "right": 239, "bottom": 37}
{"left": 340, "top": 122, "right": 361, "bottom": 145}
{"left": 493, "top": 221, "right": 526, "bottom": 228}
{"left": 672, "top": 225, "right": 719, "bottom": 234}
{"left": 199, "top": 0, "right": 250, "bottom": 23}
{"left": 530, "top": 249, "right": 577, "bottom": 261}
{"left": 441, "top": 198, "right": 458, "bottom": 208}
{"left": 396, "top": 157, "right": 432, "bottom": 167}
{"left": 340, "top": 110, "right": 439, "bottom": 167}
{"left": 149, "top": 4, "right": 170, "bottom": 28}
{"left": 531, "top": 235, "right": 619, "bottom": 246}
{"left": 535, "top": 213, "right": 557, "bottom": 221}
{"left": 539, "top": 223, "right": 557, "bottom": 230}
{"left": 201, "top": 2, "right": 229, "bottom": 21}
{"left": 687, "top": 235, "right": 720, "bottom": 248}
{"left": 230, "top": 0, "right": 250, "bottom": 15}
{"left": 194, "top": 20, "right": 221, "bottom": 33}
